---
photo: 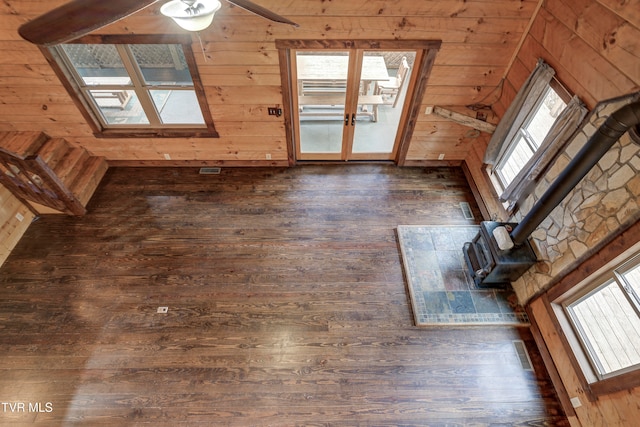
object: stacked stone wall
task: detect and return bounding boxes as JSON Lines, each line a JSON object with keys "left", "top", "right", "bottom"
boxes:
{"left": 512, "top": 93, "right": 640, "bottom": 303}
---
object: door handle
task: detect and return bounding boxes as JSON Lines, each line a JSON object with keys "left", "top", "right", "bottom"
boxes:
{"left": 351, "top": 113, "right": 356, "bottom": 126}
{"left": 345, "top": 114, "right": 349, "bottom": 126}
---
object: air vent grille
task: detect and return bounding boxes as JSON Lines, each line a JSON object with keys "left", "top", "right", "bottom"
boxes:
{"left": 199, "top": 167, "right": 221, "bottom": 175}
{"left": 513, "top": 340, "right": 534, "bottom": 371}
{"left": 459, "top": 202, "right": 474, "bottom": 220}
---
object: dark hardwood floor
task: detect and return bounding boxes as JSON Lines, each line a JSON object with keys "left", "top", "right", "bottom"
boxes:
{"left": 0, "top": 165, "right": 568, "bottom": 426}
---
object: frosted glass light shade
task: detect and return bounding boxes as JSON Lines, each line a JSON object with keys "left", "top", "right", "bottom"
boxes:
{"left": 161, "top": 0, "right": 222, "bottom": 31}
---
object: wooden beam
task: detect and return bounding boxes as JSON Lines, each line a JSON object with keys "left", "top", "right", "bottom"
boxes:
{"left": 427, "top": 105, "right": 497, "bottom": 134}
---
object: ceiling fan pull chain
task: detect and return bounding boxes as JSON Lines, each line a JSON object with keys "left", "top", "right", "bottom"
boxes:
{"left": 196, "top": 32, "right": 208, "bottom": 62}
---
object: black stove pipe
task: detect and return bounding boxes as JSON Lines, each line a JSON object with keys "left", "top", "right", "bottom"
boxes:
{"left": 510, "top": 100, "right": 640, "bottom": 246}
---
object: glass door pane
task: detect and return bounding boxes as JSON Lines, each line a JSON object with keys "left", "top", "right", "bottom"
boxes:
{"left": 296, "top": 51, "right": 350, "bottom": 158}
{"left": 351, "top": 51, "right": 416, "bottom": 158}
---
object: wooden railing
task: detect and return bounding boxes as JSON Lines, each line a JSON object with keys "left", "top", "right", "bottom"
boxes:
{"left": 0, "top": 132, "right": 108, "bottom": 216}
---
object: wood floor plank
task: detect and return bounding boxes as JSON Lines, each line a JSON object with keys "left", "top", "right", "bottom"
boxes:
{"left": 0, "top": 165, "right": 568, "bottom": 425}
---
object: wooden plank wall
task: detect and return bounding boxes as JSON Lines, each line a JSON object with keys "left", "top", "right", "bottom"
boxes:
{"left": 0, "top": 1, "right": 638, "bottom": 421}
{"left": 463, "top": 0, "right": 640, "bottom": 425}
{"left": 0, "top": 185, "right": 34, "bottom": 267}
{"left": 0, "top": 0, "right": 537, "bottom": 163}
{"left": 464, "top": 0, "right": 640, "bottom": 220}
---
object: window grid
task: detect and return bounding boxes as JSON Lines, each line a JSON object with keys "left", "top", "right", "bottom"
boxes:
{"left": 496, "top": 131, "right": 538, "bottom": 186}
{"left": 49, "top": 39, "right": 216, "bottom": 136}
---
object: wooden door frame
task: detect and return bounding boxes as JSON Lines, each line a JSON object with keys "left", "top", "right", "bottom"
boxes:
{"left": 275, "top": 39, "right": 441, "bottom": 166}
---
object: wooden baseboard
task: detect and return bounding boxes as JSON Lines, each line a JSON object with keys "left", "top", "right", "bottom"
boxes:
{"left": 107, "top": 160, "right": 290, "bottom": 167}
{"left": 401, "top": 159, "right": 462, "bottom": 167}
{"left": 108, "top": 159, "right": 463, "bottom": 168}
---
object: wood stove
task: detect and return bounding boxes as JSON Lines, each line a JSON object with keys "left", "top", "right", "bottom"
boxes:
{"left": 463, "top": 221, "right": 536, "bottom": 288}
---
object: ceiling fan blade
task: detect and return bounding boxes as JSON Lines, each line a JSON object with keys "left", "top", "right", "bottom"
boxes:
{"left": 226, "top": 0, "right": 298, "bottom": 26}
{"left": 18, "top": 0, "right": 161, "bottom": 46}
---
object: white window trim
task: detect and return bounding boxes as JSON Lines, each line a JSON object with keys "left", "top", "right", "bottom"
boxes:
{"left": 551, "top": 240, "right": 640, "bottom": 384}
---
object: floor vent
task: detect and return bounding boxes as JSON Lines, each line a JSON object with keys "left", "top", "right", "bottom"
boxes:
{"left": 513, "top": 340, "right": 534, "bottom": 371}
{"left": 199, "top": 167, "right": 221, "bottom": 175}
{"left": 459, "top": 202, "right": 474, "bottom": 220}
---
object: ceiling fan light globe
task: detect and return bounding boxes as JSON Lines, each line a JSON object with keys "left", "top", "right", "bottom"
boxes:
{"left": 161, "top": 0, "right": 222, "bottom": 31}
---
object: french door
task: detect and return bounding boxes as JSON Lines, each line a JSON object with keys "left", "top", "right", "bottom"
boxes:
{"left": 291, "top": 49, "right": 417, "bottom": 161}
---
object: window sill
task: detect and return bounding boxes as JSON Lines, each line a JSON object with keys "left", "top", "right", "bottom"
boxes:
{"left": 549, "top": 298, "right": 640, "bottom": 400}
{"left": 482, "top": 165, "right": 510, "bottom": 219}
{"left": 589, "top": 369, "right": 640, "bottom": 395}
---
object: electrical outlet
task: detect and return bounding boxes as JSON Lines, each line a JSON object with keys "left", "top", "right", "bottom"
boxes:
{"left": 266, "top": 153, "right": 272, "bottom": 160}
{"left": 570, "top": 397, "right": 582, "bottom": 408}
{"left": 15, "top": 213, "right": 24, "bottom": 222}
{"left": 163, "top": 153, "right": 171, "bottom": 160}
{"left": 157, "top": 306, "right": 168, "bottom": 314}
{"left": 267, "top": 107, "right": 282, "bottom": 117}
{"left": 438, "top": 153, "right": 445, "bottom": 160}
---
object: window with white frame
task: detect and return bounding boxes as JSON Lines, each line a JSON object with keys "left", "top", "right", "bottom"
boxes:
{"left": 557, "top": 250, "right": 640, "bottom": 382}
{"left": 46, "top": 36, "right": 217, "bottom": 138}
{"left": 494, "top": 85, "right": 567, "bottom": 189}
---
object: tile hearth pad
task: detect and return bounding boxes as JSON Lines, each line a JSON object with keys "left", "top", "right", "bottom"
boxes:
{"left": 397, "top": 225, "right": 529, "bottom": 326}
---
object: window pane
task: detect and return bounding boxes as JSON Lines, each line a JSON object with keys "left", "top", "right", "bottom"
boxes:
{"left": 53, "top": 40, "right": 213, "bottom": 133}
{"left": 524, "top": 88, "right": 566, "bottom": 147}
{"left": 62, "top": 45, "right": 131, "bottom": 86}
{"left": 296, "top": 51, "right": 349, "bottom": 154}
{"left": 131, "top": 45, "right": 194, "bottom": 86}
{"left": 89, "top": 90, "right": 150, "bottom": 125}
{"left": 498, "top": 134, "right": 536, "bottom": 186}
{"left": 495, "top": 86, "right": 568, "bottom": 189}
{"left": 152, "top": 90, "right": 204, "bottom": 124}
{"left": 569, "top": 280, "right": 640, "bottom": 376}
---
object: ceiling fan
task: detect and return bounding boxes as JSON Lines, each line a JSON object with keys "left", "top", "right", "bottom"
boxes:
{"left": 18, "top": 0, "right": 298, "bottom": 46}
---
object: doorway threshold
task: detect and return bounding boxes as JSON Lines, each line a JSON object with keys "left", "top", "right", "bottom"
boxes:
{"left": 295, "top": 159, "right": 397, "bottom": 166}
